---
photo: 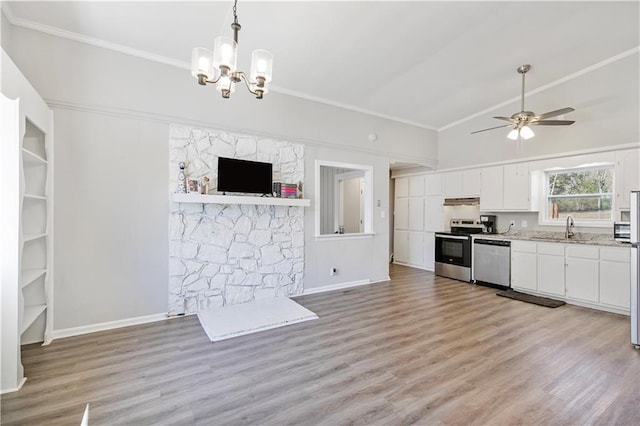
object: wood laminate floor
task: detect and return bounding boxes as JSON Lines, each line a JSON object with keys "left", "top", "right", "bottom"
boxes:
{"left": 2, "top": 264, "right": 639, "bottom": 425}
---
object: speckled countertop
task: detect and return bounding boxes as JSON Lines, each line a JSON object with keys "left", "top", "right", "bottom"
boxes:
{"left": 473, "top": 231, "right": 631, "bottom": 247}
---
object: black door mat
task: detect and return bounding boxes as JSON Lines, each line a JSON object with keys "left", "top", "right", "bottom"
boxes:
{"left": 496, "top": 289, "right": 566, "bottom": 308}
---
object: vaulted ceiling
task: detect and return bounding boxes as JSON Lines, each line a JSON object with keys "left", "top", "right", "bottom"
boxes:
{"left": 3, "top": 1, "right": 639, "bottom": 131}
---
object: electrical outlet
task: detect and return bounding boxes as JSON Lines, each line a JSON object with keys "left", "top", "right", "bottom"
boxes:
{"left": 509, "top": 220, "right": 516, "bottom": 227}
{"left": 521, "top": 220, "right": 528, "bottom": 228}
{"left": 330, "top": 267, "right": 337, "bottom": 276}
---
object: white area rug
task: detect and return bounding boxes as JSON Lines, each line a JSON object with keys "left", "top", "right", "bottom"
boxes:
{"left": 197, "top": 297, "right": 318, "bottom": 342}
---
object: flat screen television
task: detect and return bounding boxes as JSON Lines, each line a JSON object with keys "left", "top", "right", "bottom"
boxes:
{"left": 217, "top": 157, "right": 273, "bottom": 195}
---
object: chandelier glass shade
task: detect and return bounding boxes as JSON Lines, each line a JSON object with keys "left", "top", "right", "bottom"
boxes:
{"left": 190, "top": 1, "right": 273, "bottom": 99}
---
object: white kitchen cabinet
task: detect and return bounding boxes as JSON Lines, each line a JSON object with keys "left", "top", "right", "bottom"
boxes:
{"left": 511, "top": 241, "right": 537, "bottom": 290}
{"left": 409, "top": 198, "right": 424, "bottom": 231}
{"left": 615, "top": 149, "right": 640, "bottom": 210}
{"left": 462, "top": 169, "right": 482, "bottom": 197}
{"left": 599, "top": 247, "right": 631, "bottom": 309}
{"left": 536, "top": 243, "right": 565, "bottom": 296}
{"left": 565, "top": 245, "right": 599, "bottom": 303}
{"left": 394, "top": 197, "right": 409, "bottom": 230}
{"left": 424, "top": 195, "right": 444, "bottom": 231}
{"left": 480, "top": 163, "right": 537, "bottom": 212}
{"left": 443, "top": 171, "right": 463, "bottom": 197}
{"left": 503, "top": 163, "right": 532, "bottom": 210}
{"left": 424, "top": 231, "right": 436, "bottom": 271}
{"left": 424, "top": 174, "right": 442, "bottom": 196}
{"left": 443, "top": 170, "right": 481, "bottom": 197}
{"left": 394, "top": 230, "right": 409, "bottom": 264}
{"left": 408, "top": 231, "right": 424, "bottom": 267}
{"left": 409, "top": 176, "right": 425, "bottom": 197}
{"left": 480, "top": 166, "right": 504, "bottom": 211}
{"left": 395, "top": 177, "right": 409, "bottom": 198}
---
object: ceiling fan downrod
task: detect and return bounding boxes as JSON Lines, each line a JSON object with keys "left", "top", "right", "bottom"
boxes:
{"left": 517, "top": 64, "right": 530, "bottom": 114}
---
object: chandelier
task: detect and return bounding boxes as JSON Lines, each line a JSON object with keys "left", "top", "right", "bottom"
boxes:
{"left": 190, "top": 0, "right": 273, "bottom": 99}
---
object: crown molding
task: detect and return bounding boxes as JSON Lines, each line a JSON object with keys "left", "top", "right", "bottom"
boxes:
{"left": 3, "top": 10, "right": 437, "bottom": 132}
{"left": 5, "top": 6, "right": 633, "bottom": 136}
{"left": 4, "top": 10, "right": 190, "bottom": 70}
{"left": 269, "top": 85, "right": 438, "bottom": 131}
{"left": 44, "top": 98, "right": 437, "bottom": 169}
{"left": 438, "top": 46, "right": 640, "bottom": 132}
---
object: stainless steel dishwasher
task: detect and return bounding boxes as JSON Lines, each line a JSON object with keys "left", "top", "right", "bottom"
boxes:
{"left": 473, "top": 238, "right": 511, "bottom": 288}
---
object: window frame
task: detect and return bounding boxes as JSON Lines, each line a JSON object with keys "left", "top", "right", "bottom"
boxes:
{"left": 540, "top": 163, "right": 615, "bottom": 228}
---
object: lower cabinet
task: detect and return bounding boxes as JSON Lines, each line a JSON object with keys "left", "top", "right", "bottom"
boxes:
{"left": 536, "top": 244, "right": 565, "bottom": 296}
{"left": 565, "top": 246, "right": 599, "bottom": 303}
{"left": 394, "top": 230, "right": 408, "bottom": 264}
{"left": 509, "top": 241, "right": 630, "bottom": 313}
{"left": 408, "top": 231, "right": 424, "bottom": 267}
{"left": 511, "top": 241, "right": 537, "bottom": 291}
{"left": 424, "top": 231, "right": 435, "bottom": 271}
{"left": 599, "top": 247, "right": 631, "bottom": 309}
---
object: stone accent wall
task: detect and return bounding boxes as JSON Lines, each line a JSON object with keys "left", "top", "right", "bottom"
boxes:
{"left": 168, "top": 125, "right": 305, "bottom": 314}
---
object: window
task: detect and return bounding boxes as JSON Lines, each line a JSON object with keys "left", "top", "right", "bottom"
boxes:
{"left": 545, "top": 165, "right": 614, "bottom": 223}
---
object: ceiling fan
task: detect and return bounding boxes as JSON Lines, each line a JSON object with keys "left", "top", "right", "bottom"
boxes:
{"left": 471, "top": 64, "right": 575, "bottom": 140}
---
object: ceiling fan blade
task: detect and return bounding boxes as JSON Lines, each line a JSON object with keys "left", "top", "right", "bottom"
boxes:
{"left": 535, "top": 107, "right": 575, "bottom": 120}
{"left": 493, "top": 116, "right": 515, "bottom": 122}
{"left": 470, "top": 124, "right": 513, "bottom": 134}
{"left": 532, "top": 120, "right": 575, "bottom": 126}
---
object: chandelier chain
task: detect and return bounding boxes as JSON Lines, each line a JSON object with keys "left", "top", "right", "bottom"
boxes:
{"left": 233, "top": 0, "right": 238, "bottom": 25}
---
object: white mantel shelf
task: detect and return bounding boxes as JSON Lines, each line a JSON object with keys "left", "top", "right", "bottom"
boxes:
{"left": 172, "top": 193, "right": 311, "bottom": 207}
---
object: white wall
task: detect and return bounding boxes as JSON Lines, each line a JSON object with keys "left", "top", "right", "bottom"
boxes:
{"left": 3, "top": 23, "right": 428, "bottom": 329}
{"left": 304, "top": 147, "right": 390, "bottom": 289}
{"left": 53, "top": 109, "right": 169, "bottom": 329}
{"left": 437, "top": 52, "right": 639, "bottom": 169}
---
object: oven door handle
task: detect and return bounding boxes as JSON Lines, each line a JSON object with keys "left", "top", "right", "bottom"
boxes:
{"left": 435, "top": 234, "right": 469, "bottom": 240}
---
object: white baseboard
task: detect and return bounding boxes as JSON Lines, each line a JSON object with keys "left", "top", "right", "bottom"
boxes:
{"left": 1, "top": 377, "right": 26, "bottom": 395}
{"left": 49, "top": 312, "right": 173, "bottom": 341}
{"left": 295, "top": 277, "right": 390, "bottom": 297}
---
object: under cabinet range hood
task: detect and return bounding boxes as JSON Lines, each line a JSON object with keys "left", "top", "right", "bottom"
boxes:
{"left": 443, "top": 197, "right": 480, "bottom": 206}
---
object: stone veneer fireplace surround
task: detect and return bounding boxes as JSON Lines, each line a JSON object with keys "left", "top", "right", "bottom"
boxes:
{"left": 168, "top": 125, "right": 306, "bottom": 314}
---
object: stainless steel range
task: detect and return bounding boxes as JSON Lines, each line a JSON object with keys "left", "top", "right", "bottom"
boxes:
{"left": 435, "top": 219, "right": 483, "bottom": 282}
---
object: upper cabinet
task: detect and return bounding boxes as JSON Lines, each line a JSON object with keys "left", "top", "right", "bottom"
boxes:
{"left": 443, "top": 169, "right": 481, "bottom": 198}
{"left": 395, "top": 176, "right": 409, "bottom": 198}
{"left": 424, "top": 174, "right": 442, "bottom": 196}
{"left": 480, "top": 163, "right": 538, "bottom": 212}
{"left": 480, "top": 166, "right": 503, "bottom": 211}
{"left": 409, "top": 176, "right": 425, "bottom": 197}
{"left": 615, "top": 149, "right": 640, "bottom": 210}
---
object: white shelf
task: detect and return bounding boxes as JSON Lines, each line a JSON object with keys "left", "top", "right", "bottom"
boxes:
{"left": 21, "top": 269, "right": 47, "bottom": 289}
{"left": 22, "top": 148, "right": 47, "bottom": 165}
{"left": 23, "top": 233, "right": 47, "bottom": 242}
{"left": 172, "top": 193, "right": 311, "bottom": 207}
{"left": 21, "top": 305, "right": 46, "bottom": 335}
{"left": 23, "top": 194, "right": 47, "bottom": 200}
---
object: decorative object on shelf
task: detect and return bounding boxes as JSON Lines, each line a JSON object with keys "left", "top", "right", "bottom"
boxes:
{"left": 281, "top": 183, "right": 298, "bottom": 199}
{"left": 471, "top": 64, "right": 575, "bottom": 140}
{"left": 200, "top": 176, "right": 210, "bottom": 195}
{"left": 187, "top": 179, "right": 200, "bottom": 193}
{"left": 190, "top": 0, "right": 273, "bottom": 99}
{"left": 297, "top": 181, "right": 303, "bottom": 199}
{"left": 272, "top": 181, "right": 282, "bottom": 197}
{"left": 176, "top": 162, "right": 187, "bottom": 193}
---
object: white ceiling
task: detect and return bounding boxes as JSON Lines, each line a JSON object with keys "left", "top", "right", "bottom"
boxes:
{"left": 3, "top": 1, "right": 639, "bottom": 130}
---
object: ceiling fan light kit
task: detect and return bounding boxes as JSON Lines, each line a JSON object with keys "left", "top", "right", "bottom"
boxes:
{"left": 472, "top": 64, "right": 575, "bottom": 140}
{"left": 190, "top": 0, "right": 273, "bottom": 99}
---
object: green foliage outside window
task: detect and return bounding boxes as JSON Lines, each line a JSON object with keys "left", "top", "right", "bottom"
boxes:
{"left": 546, "top": 167, "right": 613, "bottom": 220}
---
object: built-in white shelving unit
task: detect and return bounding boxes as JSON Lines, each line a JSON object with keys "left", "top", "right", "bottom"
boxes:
{"left": 172, "top": 193, "right": 311, "bottom": 207}
{"left": 1, "top": 50, "right": 54, "bottom": 394}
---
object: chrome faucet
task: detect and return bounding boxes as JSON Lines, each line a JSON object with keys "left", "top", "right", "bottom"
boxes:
{"left": 565, "top": 215, "right": 575, "bottom": 239}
